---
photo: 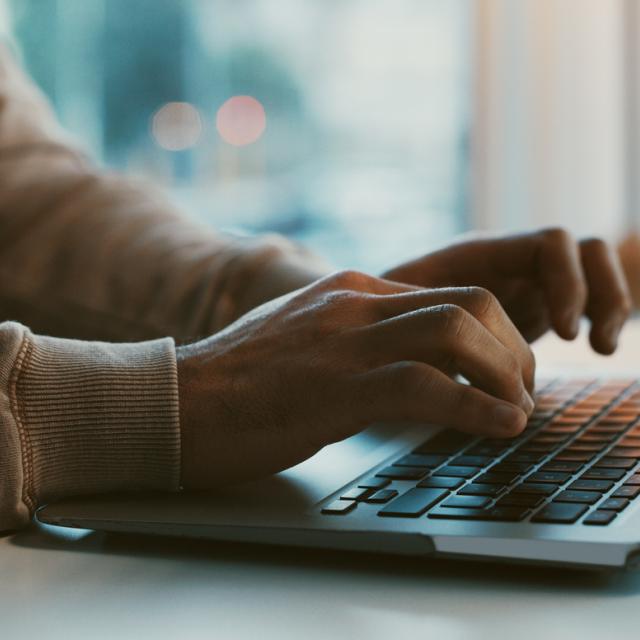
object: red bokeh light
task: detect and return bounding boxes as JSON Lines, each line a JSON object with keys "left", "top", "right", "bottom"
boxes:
{"left": 216, "top": 95, "right": 266, "bottom": 147}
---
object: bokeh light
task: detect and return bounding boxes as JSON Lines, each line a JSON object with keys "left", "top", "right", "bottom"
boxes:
{"left": 151, "top": 102, "right": 203, "bottom": 151}
{"left": 216, "top": 95, "right": 266, "bottom": 146}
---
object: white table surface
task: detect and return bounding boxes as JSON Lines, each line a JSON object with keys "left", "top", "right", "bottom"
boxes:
{"left": 4, "top": 322, "right": 640, "bottom": 640}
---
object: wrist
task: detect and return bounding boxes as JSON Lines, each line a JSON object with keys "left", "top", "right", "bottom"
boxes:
{"left": 176, "top": 340, "right": 236, "bottom": 489}
{"left": 176, "top": 343, "right": 201, "bottom": 489}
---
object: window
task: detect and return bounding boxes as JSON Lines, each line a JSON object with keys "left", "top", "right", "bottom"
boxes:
{"left": 7, "top": 0, "right": 470, "bottom": 272}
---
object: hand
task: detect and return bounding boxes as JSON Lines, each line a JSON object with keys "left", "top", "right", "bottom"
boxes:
{"left": 177, "top": 271, "right": 535, "bottom": 488}
{"left": 383, "top": 228, "right": 632, "bottom": 354}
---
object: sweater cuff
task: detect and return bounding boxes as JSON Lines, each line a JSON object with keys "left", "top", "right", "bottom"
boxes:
{"left": 13, "top": 331, "right": 181, "bottom": 513}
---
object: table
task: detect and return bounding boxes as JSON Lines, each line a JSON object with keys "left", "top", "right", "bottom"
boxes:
{"left": 3, "top": 323, "right": 640, "bottom": 640}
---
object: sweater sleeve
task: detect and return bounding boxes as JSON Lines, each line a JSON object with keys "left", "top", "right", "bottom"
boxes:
{"left": 0, "top": 45, "right": 329, "bottom": 344}
{"left": 0, "top": 321, "right": 180, "bottom": 531}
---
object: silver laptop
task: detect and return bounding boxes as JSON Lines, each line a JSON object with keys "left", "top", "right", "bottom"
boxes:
{"left": 38, "top": 375, "right": 640, "bottom": 571}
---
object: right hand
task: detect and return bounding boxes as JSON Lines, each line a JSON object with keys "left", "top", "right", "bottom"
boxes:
{"left": 176, "top": 270, "right": 536, "bottom": 489}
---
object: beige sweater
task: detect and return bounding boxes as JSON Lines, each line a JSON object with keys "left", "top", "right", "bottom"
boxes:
{"left": 0, "top": 46, "right": 325, "bottom": 531}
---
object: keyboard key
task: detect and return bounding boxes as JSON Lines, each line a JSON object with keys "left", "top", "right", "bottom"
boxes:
{"left": 526, "top": 471, "right": 571, "bottom": 484}
{"left": 433, "top": 465, "right": 480, "bottom": 479}
{"left": 554, "top": 490, "right": 601, "bottom": 504}
{"left": 569, "top": 479, "right": 614, "bottom": 492}
{"left": 415, "top": 432, "right": 473, "bottom": 454}
{"left": 375, "top": 465, "right": 427, "bottom": 480}
{"left": 483, "top": 506, "right": 534, "bottom": 521}
{"left": 583, "top": 510, "right": 617, "bottom": 526}
{"left": 466, "top": 444, "right": 510, "bottom": 456}
{"left": 487, "top": 437, "right": 526, "bottom": 446}
{"left": 589, "top": 423, "right": 627, "bottom": 432}
{"left": 599, "top": 498, "right": 630, "bottom": 512}
{"left": 357, "top": 477, "right": 390, "bottom": 490}
{"left": 428, "top": 506, "right": 527, "bottom": 521}
{"left": 614, "top": 485, "right": 640, "bottom": 499}
{"left": 378, "top": 488, "right": 448, "bottom": 518}
{"left": 581, "top": 468, "right": 626, "bottom": 481}
{"left": 563, "top": 409, "right": 597, "bottom": 417}
{"left": 531, "top": 428, "right": 571, "bottom": 443}
{"left": 531, "top": 502, "right": 588, "bottom": 523}
{"left": 394, "top": 454, "right": 447, "bottom": 468}
{"left": 503, "top": 452, "right": 546, "bottom": 463}
{"left": 496, "top": 494, "right": 544, "bottom": 508}
{"left": 492, "top": 462, "right": 534, "bottom": 473}
{"left": 417, "top": 476, "right": 464, "bottom": 490}
{"left": 586, "top": 428, "right": 626, "bottom": 438}
{"left": 531, "top": 434, "right": 571, "bottom": 444}
{"left": 541, "top": 460, "right": 584, "bottom": 473}
{"left": 567, "top": 444, "right": 603, "bottom": 452}
{"left": 512, "top": 483, "right": 559, "bottom": 496}
{"left": 603, "top": 415, "right": 637, "bottom": 424}
{"left": 475, "top": 472, "right": 521, "bottom": 485}
{"left": 365, "top": 489, "right": 398, "bottom": 504}
{"left": 577, "top": 434, "right": 617, "bottom": 444}
{"left": 546, "top": 424, "right": 582, "bottom": 433}
{"left": 520, "top": 442, "right": 557, "bottom": 453}
{"left": 450, "top": 455, "right": 493, "bottom": 467}
{"left": 458, "top": 483, "right": 504, "bottom": 497}
{"left": 610, "top": 447, "right": 640, "bottom": 458}
{"left": 598, "top": 417, "right": 634, "bottom": 425}
{"left": 322, "top": 500, "right": 356, "bottom": 515}
{"left": 595, "top": 457, "right": 637, "bottom": 470}
{"left": 340, "top": 487, "right": 372, "bottom": 501}
{"left": 550, "top": 416, "right": 586, "bottom": 425}
{"left": 617, "top": 437, "right": 640, "bottom": 448}
{"left": 442, "top": 495, "right": 491, "bottom": 509}
{"left": 624, "top": 473, "right": 640, "bottom": 485}
{"left": 555, "top": 450, "right": 596, "bottom": 462}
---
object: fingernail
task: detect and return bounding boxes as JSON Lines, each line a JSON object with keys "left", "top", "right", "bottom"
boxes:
{"left": 605, "top": 320, "right": 621, "bottom": 350}
{"left": 493, "top": 404, "right": 526, "bottom": 434}
{"left": 521, "top": 390, "right": 535, "bottom": 415}
{"left": 563, "top": 310, "right": 580, "bottom": 337}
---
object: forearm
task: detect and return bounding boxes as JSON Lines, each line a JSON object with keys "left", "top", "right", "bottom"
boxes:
{"left": 0, "top": 321, "right": 180, "bottom": 531}
{"left": 0, "top": 45, "right": 331, "bottom": 342}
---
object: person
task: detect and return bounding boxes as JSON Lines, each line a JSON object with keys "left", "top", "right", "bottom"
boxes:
{"left": 0, "top": 44, "right": 632, "bottom": 532}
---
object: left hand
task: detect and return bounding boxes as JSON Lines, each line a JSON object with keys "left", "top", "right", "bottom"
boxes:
{"left": 382, "top": 228, "right": 632, "bottom": 354}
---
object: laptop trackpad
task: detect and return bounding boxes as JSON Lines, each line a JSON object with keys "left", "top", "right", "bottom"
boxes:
{"left": 38, "top": 423, "right": 433, "bottom": 529}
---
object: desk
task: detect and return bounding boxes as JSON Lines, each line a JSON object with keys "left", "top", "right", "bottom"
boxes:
{"left": 3, "top": 323, "right": 640, "bottom": 640}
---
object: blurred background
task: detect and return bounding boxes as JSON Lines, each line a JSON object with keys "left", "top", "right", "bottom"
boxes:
{"left": 3, "top": 0, "right": 640, "bottom": 282}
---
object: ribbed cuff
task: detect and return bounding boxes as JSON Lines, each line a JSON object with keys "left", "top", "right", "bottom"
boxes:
{"left": 13, "top": 331, "right": 181, "bottom": 512}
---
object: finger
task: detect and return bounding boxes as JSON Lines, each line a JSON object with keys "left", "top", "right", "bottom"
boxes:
{"left": 372, "top": 286, "right": 535, "bottom": 391}
{"left": 482, "top": 228, "right": 588, "bottom": 340}
{"left": 580, "top": 238, "right": 632, "bottom": 354}
{"left": 357, "top": 361, "right": 528, "bottom": 438}
{"left": 534, "top": 229, "right": 589, "bottom": 339}
{"left": 361, "top": 304, "right": 534, "bottom": 412}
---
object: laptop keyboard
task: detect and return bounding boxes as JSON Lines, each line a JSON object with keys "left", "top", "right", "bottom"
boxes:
{"left": 321, "top": 378, "right": 640, "bottom": 526}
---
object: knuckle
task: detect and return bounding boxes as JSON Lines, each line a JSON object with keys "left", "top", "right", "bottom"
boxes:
{"left": 581, "top": 236, "right": 608, "bottom": 253}
{"left": 524, "top": 348, "right": 537, "bottom": 378}
{"left": 512, "top": 344, "right": 536, "bottom": 379}
{"left": 320, "top": 289, "right": 361, "bottom": 314}
{"left": 431, "top": 304, "right": 468, "bottom": 337}
{"left": 448, "top": 383, "right": 471, "bottom": 411}
{"left": 542, "top": 226, "right": 572, "bottom": 246}
{"left": 504, "top": 358, "right": 524, "bottom": 386}
{"left": 317, "top": 289, "right": 378, "bottom": 327}
{"left": 393, "top": 362, "right": 431, "bottom": 395}
{"left": 325, "top": 269, "right": 371, "bottom": 290}
{"left": 616, "top": 291, "right": 633, "bottom": 318}
{"left": 459, "top": 286, "right": 495, "bottom": 317}
{"left": 575, "top": 280, "right": 589, "bottom": 306}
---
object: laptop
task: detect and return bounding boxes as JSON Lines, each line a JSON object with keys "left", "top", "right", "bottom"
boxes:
{"left": 37, "top": 374, "right": 640, "bottom": 571}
